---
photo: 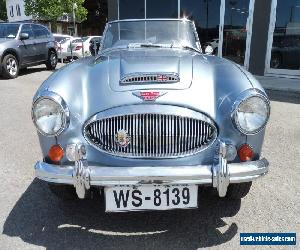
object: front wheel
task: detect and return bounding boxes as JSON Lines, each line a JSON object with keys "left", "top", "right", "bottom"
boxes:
{"left": 226, "top": 182, "right": 252, "bottom": 200}
{"left": 46, "top": 50, "right": 57, "bottom": 70}
{"left": 2, "top": 54, "right": 19, "bottom": 79}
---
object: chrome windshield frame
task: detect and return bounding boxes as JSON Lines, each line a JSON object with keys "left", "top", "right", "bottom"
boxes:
{"left": 99, "top": 18, "right": 202, "bottom": 53}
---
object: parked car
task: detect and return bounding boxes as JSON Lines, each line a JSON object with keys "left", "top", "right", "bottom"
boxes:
{"left": 56, "top": 36, "right": 80, "bottom": 61}
{"left": 89, "top": 36, "right": 102, "bottom": 56}
{"left": 65, "top": 36, "right": 102, "bottom": 60}
{"left": 204, "top": 38, "right": 219, "bottom": 55}
{"left": 53, "top": 33, "right": 72, "bottom": 51}
{"left": 0, "top": 22, "right": 57, "bottom": 79}
{"left": 32, "top": 19, "right": 270, "bottom": 212}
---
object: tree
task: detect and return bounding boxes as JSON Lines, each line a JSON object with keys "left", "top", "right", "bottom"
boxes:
{"left": 0, "top": 0, "right": 8, "bottom": 21}
{"left": 24, "top": 0, "right": 87, "bottom": 31}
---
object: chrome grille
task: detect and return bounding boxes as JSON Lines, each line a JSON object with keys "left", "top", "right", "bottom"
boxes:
{"left": 120, "top": 73, "right": 179, "bottom": 85}
{"left": 85, "top": 113, "right": 217, "bottom": 158}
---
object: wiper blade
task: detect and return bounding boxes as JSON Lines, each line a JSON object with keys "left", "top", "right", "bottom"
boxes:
{"left": 179, "top": 45, "right": 201, "bottom": 53}
{"left": 140, "top": 44, "right": 163, "bottom": 48}
{"left": 128, "top": 43, "right": 172, "bottom": 49}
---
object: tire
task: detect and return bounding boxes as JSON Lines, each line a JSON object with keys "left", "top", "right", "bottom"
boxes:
{"left": 2, "top": 54, "right": 19, "bottom": 79}
{"left": 226, "top": 182, "right": 252, "bottom": 200}
{"left": 48, "top": 183, "right": 78, "bottom": 200}
{"left": 46, "top": 50, "right": 58, "bottom": 70}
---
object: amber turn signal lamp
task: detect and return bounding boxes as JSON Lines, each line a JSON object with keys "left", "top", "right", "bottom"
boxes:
{"left": 48, "top": 144, "right": 64, "bottom": 162}
{"left": 238, "top": 144, "right": 254, "bottom": 162}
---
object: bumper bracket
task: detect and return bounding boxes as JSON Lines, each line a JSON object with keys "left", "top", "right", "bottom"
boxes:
{"left": 72, "top": 144, "right": 90, "bottom": 199}
{"left": 212, "top": 141, "right": 230, "bottom": 197}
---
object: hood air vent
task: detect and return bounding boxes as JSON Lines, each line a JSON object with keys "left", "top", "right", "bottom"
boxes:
{"left": 120, "top": 73, "right": 180, "bottom": 85}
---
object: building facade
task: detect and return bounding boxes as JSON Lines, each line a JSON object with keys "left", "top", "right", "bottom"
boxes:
{"left": 107, "top": 0, "right": 300, "bottom": 78}
{"left": 5, "top": 0, "right": 109, "bottom": 36}
{"left": 5, "top": 0, "right": 78, "bottom": 35}
{"left": 5, "top": 0, "right": 32, "bottom": 22}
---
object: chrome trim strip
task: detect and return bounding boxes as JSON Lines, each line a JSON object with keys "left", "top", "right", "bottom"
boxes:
{"left": 108, "top": 18, "right": 195, "bottom": 25}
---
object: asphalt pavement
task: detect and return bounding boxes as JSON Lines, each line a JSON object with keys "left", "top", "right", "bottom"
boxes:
{"left": 0, "top": 65, "right": 299, "bottom": 250}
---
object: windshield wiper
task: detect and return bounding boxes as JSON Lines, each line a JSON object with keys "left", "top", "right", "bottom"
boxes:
{"left": 140, "top": 44, "right": 164, "bottom": 48}
{"left": 128, "top": 43, "right": 172, "bottom": 49}
{"left": 177, "top": 45, "right": 201, "bottom": 53}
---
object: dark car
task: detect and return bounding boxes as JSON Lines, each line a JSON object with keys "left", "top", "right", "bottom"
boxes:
{"left": 89, "top": 36, "right": 102, "bottom": 56}
{"left": 0, "top": 22, "right": 57, "bottom": 79}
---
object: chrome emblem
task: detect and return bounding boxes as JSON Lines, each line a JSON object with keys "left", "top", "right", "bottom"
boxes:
{"left": 133, "top": 91, "right": 167, "bottom": 101}
{"left": 115, "top": 129, "right": 131, "bottom": 147}
{"left": 157, "top": 74, "right": 168, "bottom": 82}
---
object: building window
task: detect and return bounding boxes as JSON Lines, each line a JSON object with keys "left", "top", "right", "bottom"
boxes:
{"left": 16, "top": 4, "right": 21, "bottom": 16}
{"left": 9, "top": 6, "right": 14, "bottom": 17}
{"left": 222, "top": 0, "right": 250, "bottom": 65}
{"left": 119, "top": 0, "right": 145, "bottom": 19}
{"left": 181, "top": 0, "right": 221, "bottom": 52}
{"left": 269, "top": 0, "right": 300, "bottom": 71}
{"left": 147, "top": 0, "right": 178, "bottom": 18}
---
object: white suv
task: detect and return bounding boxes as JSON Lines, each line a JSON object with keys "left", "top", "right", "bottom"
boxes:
{"left": 65, "top": 36, "right": 101, "bottom": 60}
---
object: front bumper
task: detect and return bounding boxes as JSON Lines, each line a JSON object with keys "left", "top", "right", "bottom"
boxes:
{"left": 35, "top": 142, "right": 269, "bottom": 199}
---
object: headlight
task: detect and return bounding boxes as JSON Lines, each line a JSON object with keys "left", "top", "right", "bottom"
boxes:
{"left": 32, "top": 93, "right": 69, "bottom": 136}
{"left": 233, "top": 94, "right": 270, "bottom": 135}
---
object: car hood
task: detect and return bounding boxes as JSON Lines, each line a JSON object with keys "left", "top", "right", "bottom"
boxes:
{"left": 40, "top": 48, "right": 262, "bottom": 123}
{"left": 106, "top": 49, "right": 193, "bottom": 91}
{"left": 0, "top": 38, "right": 14, "bottom": 45}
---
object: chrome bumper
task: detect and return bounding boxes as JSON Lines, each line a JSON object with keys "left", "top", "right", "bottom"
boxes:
{"left": 34, "top": 143, "right": 269, "bottom": 199}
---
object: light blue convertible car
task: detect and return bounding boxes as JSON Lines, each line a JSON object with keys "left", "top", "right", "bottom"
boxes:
{"left": 32, "top": 19, "right": 270, "bottom": 212}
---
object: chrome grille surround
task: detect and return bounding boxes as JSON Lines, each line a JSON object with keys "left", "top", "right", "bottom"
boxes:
{"left": 83, "top": 105, "right": 218, "bottom": 158}
{"left": 120, "top": 72, "right": 180, "bottom": 85}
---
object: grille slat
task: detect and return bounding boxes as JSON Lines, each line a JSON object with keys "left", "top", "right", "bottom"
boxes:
{"left": 85, "top": 113, "right": 216, "bottom": 158}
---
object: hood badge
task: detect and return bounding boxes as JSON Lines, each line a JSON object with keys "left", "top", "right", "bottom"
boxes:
{"left": 133, "top": 91, "right": 167, "bottom": 101}
{"left": 115, "top": 129, "right": 131, "bottom": 148}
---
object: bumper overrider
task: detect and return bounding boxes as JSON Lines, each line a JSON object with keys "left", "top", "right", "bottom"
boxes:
{"left": 35, "top": 141, "right": 269, "bottom": 199}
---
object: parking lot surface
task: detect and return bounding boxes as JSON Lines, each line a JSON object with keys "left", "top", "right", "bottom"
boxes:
{"left": 0, "top": 65, "right": 299, "bottom": 249}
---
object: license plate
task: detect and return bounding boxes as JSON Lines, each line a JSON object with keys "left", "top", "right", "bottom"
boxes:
{"left": 105, "top": 185, "right": 198, "bottom": 212}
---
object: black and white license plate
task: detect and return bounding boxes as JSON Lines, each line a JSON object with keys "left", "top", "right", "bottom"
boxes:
{"left": 105, "top": 185, "right": 198, "bottom": 212}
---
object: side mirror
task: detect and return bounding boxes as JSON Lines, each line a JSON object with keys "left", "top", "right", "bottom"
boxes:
{"left": 20, "top": 33, "right": 29, "bottom": 40}
{"left": 204, "top": 45, "right": 214, "bottom": 55}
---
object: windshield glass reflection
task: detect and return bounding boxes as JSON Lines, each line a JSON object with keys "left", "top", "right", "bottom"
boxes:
{"left": 102, "top": 20, "right": 198, "bottom": 51}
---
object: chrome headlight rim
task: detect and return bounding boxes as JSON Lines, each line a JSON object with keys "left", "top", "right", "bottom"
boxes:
{"left": 32, "top": 91, "right": 70, "bottom": 137}
{"left": 232, "top": 90, "right": 270, "bottom": 135}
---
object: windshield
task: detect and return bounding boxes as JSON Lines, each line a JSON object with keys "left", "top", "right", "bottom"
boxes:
{"left": 102, "top": 20, "right": 199, "bottom": 51}
{"left": 0, "top": 24, "right": 20, "bottom": 39}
